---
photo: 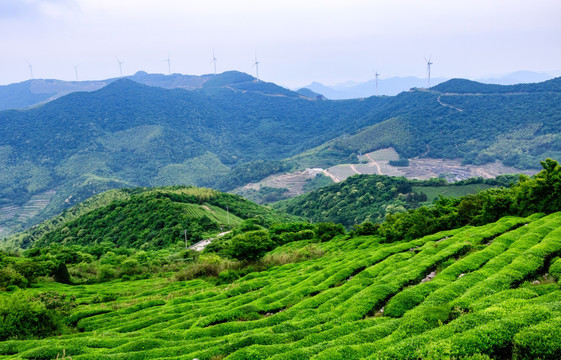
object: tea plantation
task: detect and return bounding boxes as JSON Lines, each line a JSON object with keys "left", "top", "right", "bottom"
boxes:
{"left": 2, "top": 211, "right": 561, "bottom": 359}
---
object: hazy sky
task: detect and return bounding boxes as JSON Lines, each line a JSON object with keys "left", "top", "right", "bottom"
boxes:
{"left": 1, "top": 0, "right": 560, "bottom": 87}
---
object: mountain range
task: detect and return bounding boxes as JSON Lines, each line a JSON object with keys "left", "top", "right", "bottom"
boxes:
{"left": 1, "top": 71, "right": 561, "bottom": 238}
{"left": 0, "top": 70, "right": 555, "bottom": 111}
{"left": 301, "top": 71, "right": 555, "bottom": 99}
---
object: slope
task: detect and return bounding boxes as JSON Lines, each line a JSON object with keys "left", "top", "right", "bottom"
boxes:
{"left": 4, "top": 186, "right": 299, "bottom": 250}
{"left": 273, "top": 173, "right": 516, "bottom": 228}
{"left": 0, "top": 76, "right": 379, "bottom": 237}
{"left": 296, "top": 77, "right": 561, "bottom": 170}
{"left": 2, "top": 211, "right": 561, "bottom": 359}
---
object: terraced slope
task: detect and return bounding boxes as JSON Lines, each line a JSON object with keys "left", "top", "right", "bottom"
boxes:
{"left": 3, "top": 212, "right": 561, "bottom": 359}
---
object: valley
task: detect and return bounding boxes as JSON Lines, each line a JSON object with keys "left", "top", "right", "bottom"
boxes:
{"left": 2, "top": 1, "right": 560, "bottom": 358}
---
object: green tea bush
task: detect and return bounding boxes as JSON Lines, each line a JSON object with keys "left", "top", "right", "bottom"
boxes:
{"left": 513, "top": 317, "right": 561, "bottom": 359}
{"left": 548, "top": 257, "right": 561, "bottom": 280}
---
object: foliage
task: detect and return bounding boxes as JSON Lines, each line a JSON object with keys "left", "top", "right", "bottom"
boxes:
{"left": 275, "top": 174, "right": 441, "bottom": 228}
{"left": 0, "top": 75, "right": 377, "bottom": 236}
{"left": 378, "top": 158, "right": 561, "bottom": 241}
{"left": 302, "top": 173, "right": 334, "bottom": 193}
{"left": 314, "top": 222, "right": 346, "bottom": 242}
{"left": 0, "top": 291, "right": 75, "bottom": 340}
{"left": 228, "top": 230, "right": 275, "bottom": 261}
{"left": 1, "top": 212, "right": 561, "bottom": 358}
{"left": 23, "top": 186, "right": 298, "bottom": 250}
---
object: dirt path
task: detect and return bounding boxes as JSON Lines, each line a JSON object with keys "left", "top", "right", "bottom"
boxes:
{"left": 365, "top": 154, "right": 383, "bottom": 175}
{"left": 320, "top": 169, "right": 341, "bottom": 183}
{"left": 349, "top": 164, "right": 360, "bottom": 175}
{"left": 437, "top": 95, "right": 463, "bottom": 112}
{"left": 189, "top": 230, "right": 231, "bottom": 252}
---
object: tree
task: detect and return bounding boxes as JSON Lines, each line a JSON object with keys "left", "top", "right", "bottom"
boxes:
{"left": 229, "top": 230, "right": 274, "bottom": 261}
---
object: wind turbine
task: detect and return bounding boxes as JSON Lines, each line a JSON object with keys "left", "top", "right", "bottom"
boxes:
{"left": 26, "top": 60, "right": 33, "bottom": 79}
{"left": 252, "top": 54, "right": 260, "bottom": 81}
{"left": 425, "top": 56, "right": 433, "bottom": 88}
{"left": 165, "top": 54, "right": 171, "bottom": 74}
{"left": 74, "top": 65, "right": 79, "bottom": 81}
{"left": 210, "top": 51, "right": 217, "bottom": 75}
{"left": 374, "top": 70, "right": 380, "bottom": 96}
{"left": 116, "top": 57, "right": 124, "bottom": 77}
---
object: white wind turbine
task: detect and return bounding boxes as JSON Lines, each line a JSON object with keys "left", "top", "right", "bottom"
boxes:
{"left": 210, "top": 51, "right": 217, "bottom": 75}
{"left": 252, "top": 54, "right": 260, "bottom": 81}
{"left": 425, "top": 56, "right": 433, "bottom": 88}
{"left": 116, "top": 57, "right": 124, "bottom": 77}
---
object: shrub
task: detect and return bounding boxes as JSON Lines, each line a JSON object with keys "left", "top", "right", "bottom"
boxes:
{"left": 315, "top": 222, "right": 346, "bottom": 242}
{"left": 548, "top": 257, "right": 561, "bottom": 280}
{"left": 97, "top": 264, "right": 117, "bottom": 283}
{"left": 229, "top": 230, "right": 275, "bottom": 261}
{"left": 352, "top": 222, "right": 379, "bottom": 236}
{"left": 0, "top": 291, "right": 74, "bottom": 340}
{"left": 513, "top": 318, "right": 561, "bottom": 359}
{"left": 0, "top": 266, "right": 28, "bottom": 290}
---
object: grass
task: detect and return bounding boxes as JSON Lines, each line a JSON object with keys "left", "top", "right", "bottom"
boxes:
{"left": 2, "top": 213, "right": 561, "bottom": 359}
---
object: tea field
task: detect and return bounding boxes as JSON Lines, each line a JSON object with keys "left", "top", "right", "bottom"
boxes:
{"left": 2, "top": 211, "right": 561, "bottom": 359}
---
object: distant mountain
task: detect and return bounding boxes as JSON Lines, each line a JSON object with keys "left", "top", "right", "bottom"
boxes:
{"left": 296, "top": 77, "right": 561, "bottom": 172}
{"left": 296, "top": 87, "right": 326, "bottom": 100}
{"left": 477, "top": 70, "right": 554, "bottom": 85}
{"left": 0, "top": 71, "right": 215, "bottom": 111}
{"left": 302, "top": 76, "right": 448, "bottom": 99}
{"left": 301, "top": 71, "right": 557, "bottom": 100}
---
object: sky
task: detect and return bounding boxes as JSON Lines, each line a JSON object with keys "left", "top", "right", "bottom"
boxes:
{"left": 1, "top": 0, "right": 560, "bottom": 88}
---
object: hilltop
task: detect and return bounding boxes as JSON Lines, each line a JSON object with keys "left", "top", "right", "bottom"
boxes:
{"left": 0, "top": 70, "right": 321, "bottom": 111}
{"left": 4, "top": 186, "right": 299, "bottom": 251}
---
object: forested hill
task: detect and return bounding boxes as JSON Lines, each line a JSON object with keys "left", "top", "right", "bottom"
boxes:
{"left": 302, "top": 77, "right": 561, "bottom": 170}
{"left": 0, "top": 75, "right": 379, "bottom": 236}
{"left": 431, "top": 76, "right": 561, "bottom": 94}
{"left": 4, "top": 186, "right": 299, "bottom": 250}
{"left": 2, "top": 75, "right": 561, "bottom": 238}
{"left": 274, "top": 174, "right": 517, "bottom": 228}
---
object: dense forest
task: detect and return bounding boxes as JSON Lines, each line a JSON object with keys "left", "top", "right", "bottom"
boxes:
{"left": 274, "top": 173, "right": 518, "bottom": 228}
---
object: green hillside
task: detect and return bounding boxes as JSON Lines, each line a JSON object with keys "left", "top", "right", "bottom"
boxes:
{"left": 0, "top": 74, "right": 377, "bottom": 237}
{"left": 4, "top": 186, "right": 298, "bottom": 251}
{"left": 1, "top": 160, "right": 561, "bottom": 358}
{"left": 274, "top": 174, "right": 516, "bottom": 228}
{"left": 1, "top": 211, "right": 561, "bottom": 359}
{"left": 296, "top": 78, "right": 561, "bottom": 170}
{"left": 2, "top": 75, "right": 561, "bottom": 239}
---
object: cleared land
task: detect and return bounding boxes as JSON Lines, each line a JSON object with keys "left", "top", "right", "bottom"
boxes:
{"left": 236, "top": 148, "right": 535, "bottom": 199}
